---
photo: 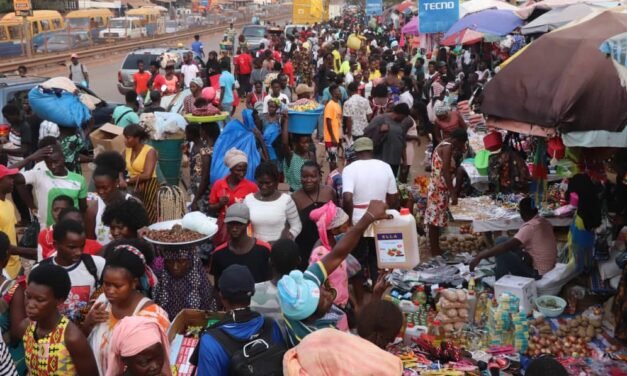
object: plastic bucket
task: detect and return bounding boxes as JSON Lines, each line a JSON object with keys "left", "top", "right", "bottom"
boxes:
{"left": 287, "top": 106, "right": 324, "bottom": 135}
{"left": 150, "top": 139, "right": 184, "bottom": 186}
{"left": 474, "top": 150, "right": 490, "bottom": 176}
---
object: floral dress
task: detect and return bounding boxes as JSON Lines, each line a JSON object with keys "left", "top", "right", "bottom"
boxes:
{"left": 189, "top": 142, "right": 213, "bottom": 213}
{"left": 425, "top": 142, "right": 451, "bottom": 227}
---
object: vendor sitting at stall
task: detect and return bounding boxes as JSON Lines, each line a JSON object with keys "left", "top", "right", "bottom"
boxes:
{"left": 469, "top": 197, "right": 557, "bottom": 280}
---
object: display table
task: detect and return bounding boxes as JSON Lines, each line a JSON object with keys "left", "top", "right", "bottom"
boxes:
{"left": 450, "top": 196, "right": 572, "bottom": 232}
{"left": 461, "top": 161, "right": 563, "bottom": 190}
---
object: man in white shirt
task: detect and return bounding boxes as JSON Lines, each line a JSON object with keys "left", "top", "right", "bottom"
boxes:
{"left": 35, "top": 219, "right": 105, "bottom": 322}
{"left": 342, "top": 137, "right": 399, "bottom": 281}
{"left": 262, "top": 79, "right": 290, "bottom": 113}
{"left": 343, "top": 82, "right": 373, "bottom": 139}
{"left": 180, "top": 52, "right": 200, "bottom": 88}
{"left": 68, "top": 53, "right": 89, "bottom": 86}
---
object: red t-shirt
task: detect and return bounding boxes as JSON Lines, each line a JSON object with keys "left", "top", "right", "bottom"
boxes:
{"left": 151, "top": 73, "right": 167, "bottom": 91}
{"left": 236, "top": 53, "right": 253, "bottom": 75}
{"left": 37, "top": 227, "right": 102, "bottom": 261}
{"left": 133, "top": 71, "right": 151, "bottom": 95}
{"left": 208, "top": 176, "right": 258, "bottom": 221}
{"left": 283, "top": 61, "right": 295, "bottom": 86}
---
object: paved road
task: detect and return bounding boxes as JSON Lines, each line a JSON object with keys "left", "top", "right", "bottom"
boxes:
{"left": 34, "top": 21, "right": 288, "bottom": 102}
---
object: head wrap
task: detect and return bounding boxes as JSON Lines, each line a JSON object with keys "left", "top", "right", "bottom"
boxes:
{"left": 434, "top": 102, "right": 450, "bottom": 117}
{"left": 153, "top": 247, "right": 217, "bottom": 319}
{"left": 223, "top": 148, "right": 248, "bottom": 169}
{"left": 278, "top": 270, "right": 320, "bottom": 321}
{"left": 106, "top": 316, "right": 172, "bottom": 376}
{"left": 113, "top": 245, "right": 158, "bottom": 292}
{"left": 309, "top": 201, "right": 348, "bottom": 251}
{"left": 190, "top": 77, "right": 203, "bottom": 89}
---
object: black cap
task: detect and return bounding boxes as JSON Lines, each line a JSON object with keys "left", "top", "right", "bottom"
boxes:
{"left": 218, "top": 265, "right": 255, "bottom": 299}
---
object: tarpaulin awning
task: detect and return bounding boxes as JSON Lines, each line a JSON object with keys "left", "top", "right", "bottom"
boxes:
{"left": 521, "top": 3, "right": 604, "bottom": 35}
{"left": 460, "top": 0, "right": 518, "bottom": 18}
{"left": 443, "top": 9, "right": 523, "bottom": 38}
{"left": 482, "top": 10, "right": 627, "bottom": 134}
{"left": 401, "top": 16, "right": 419, "bottom": 35}
{"left": 440, "top": 28, "right": 485, "bottom": 46}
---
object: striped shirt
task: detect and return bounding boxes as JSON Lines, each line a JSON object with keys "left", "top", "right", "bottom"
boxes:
{"left": 0, "top": 337, "right": 18, "bottom": 376}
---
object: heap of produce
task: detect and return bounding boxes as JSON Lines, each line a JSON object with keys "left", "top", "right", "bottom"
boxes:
{"left": 288, "top": 99, "right": 320, "bottom": 112}
{"left": 145, "top": 224, "right": 205, "bottom": 243}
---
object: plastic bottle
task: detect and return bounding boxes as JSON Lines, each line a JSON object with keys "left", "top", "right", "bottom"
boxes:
{"left": 373, "top": 208, "right": 420, "bottom": 269}
{"left": 416, "top": 285, "right": 427, "bottom": 306}
{"left": 467, "top": 291, "right": 477, "bottom": 325}
{"left": 467, "top": 275, "right": 477, "bottom": 324}
{"left": 429, "top": 320, "right": 445, "bottom": 347}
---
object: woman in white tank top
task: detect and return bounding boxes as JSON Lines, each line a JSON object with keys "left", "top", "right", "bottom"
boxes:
{"left": 85, "top": 152, "right": 136, "bottom": 245}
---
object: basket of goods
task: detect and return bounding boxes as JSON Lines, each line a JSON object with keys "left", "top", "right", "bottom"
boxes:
{"left": 287, "top": 99, "right": 324, "bottom": 135}
{"left": 184, "top": 112, "right": 229, "bottom": 124}
{"left": 143, "top": 212, "right": 218, "bottom": 246}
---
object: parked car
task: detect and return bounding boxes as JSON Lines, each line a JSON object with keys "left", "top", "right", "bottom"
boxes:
{"left": 99, "top": 17, "right": 145, "bottom": 40}
{"left": 241, "top": 24, "right": 267, "bottom": 54}
{"left": 117, "top": 47, "right": 206, "bottom": 95}
{"left": 36, "top": 31, "right": 91, "bottom": 53}
{"left": 0, "top": 74, "right": 119, "bottom": 129}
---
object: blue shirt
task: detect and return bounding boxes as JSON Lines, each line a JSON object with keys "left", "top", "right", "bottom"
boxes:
{"left": 192, "top": 40, "right": 204, "bottom": 56}
{"left": 197, "top": 315, "right": 285, "bottom": 376}
{"left": 219, "top": 71, "right": 236, "bottom": 105}
{"left": 322, "top": 85, "right": 349, "bottom": 105}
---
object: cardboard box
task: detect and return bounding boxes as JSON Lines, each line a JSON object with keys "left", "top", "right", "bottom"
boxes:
{"left": 168, "top": 310, "right": 225, "bottom": 376}
{"left": 494, "top": 275, "right": 537, "bottom": 314}
{"left": 89, "top": 123, "right": 125, "bottom": 156}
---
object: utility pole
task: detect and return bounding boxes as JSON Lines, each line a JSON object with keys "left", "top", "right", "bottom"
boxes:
{"left": 22, "top": 15, "right": 33, "bottom": 58}
{"left": 14, "top": 0, "right": 33, "bottom": 57}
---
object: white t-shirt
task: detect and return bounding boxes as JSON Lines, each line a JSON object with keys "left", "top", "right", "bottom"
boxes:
{"left": 342, "top": 159, "right": 398, "bottom": 229}
{"left": 34, "top": 255, "right": 105, "bottom": 321}
{"left": 243, "top": 193, "right": 302, "bottom": 243}
{"left": 181, "top": 63, "right": 200, "bottom": 88}
{"left": 399, "top": 91, "right": 414, "bottom": 108}
{"left": 22, "top": 164, "right": 88, "bottom": 226}
{"left": 69, "top": 63, "right": 88, "bottom": 84}
{"left": 262, "top": 93, "right": 290, "bottom": 113}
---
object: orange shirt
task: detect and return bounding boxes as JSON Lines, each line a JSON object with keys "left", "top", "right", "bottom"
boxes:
{"left": 324, "top": 100, "right": 342, "bottom": 143}
{"left": 133, "top": 71, "right": 151, "bottom": 95}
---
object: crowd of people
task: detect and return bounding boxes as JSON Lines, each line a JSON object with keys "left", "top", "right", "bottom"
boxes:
{"left": 0, "top": 6, "right": 625, "bottom": 376}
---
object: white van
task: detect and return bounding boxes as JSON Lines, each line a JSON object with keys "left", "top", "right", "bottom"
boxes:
{"left": 99, "top": 17, "right": 145, "bottom": 40}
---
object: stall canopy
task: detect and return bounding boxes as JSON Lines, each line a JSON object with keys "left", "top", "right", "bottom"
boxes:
{"left": 443, "top": 9, "right": 523, "bottom": 38}
{"left": 402, "top": 16, "right": 419, "bottom": 35}
{"left": 440, "top": 28, "right": 485, "bottom": 46}
{"left": 521, "top": 3, "right": 604, "bottom": 35}
{"left": 482, "top": 10, "right": 627, "bottom": 134}
{"left": 460, "top": 0, "right": 518, "bottom": 17}
{"left": 515, "top": 0, "right": 613, "bottom": 19}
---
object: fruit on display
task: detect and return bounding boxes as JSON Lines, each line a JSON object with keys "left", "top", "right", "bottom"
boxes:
{"left": 289, "top": 99, "right": 320, "bottom": 112}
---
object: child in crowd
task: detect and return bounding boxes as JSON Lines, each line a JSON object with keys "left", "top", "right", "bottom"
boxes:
{"left": 38, "top": 197, "right": 102, "bottom": 261}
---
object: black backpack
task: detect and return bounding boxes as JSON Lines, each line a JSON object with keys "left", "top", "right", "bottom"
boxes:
{"left": 209, "top": 318, "right": 286, "bottom": 376}
{"left": 40, "top": 254, "right": 100, "bottom": 288}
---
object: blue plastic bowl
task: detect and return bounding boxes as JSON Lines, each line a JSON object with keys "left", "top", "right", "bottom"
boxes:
{"left": 287, "top": 106, "right": 324, "bottom": 135}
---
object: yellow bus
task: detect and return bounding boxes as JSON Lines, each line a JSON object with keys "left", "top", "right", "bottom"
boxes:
{"left": 66, "top": 9, "right": 113, "bottom": 39}
{"left": 0, "top": 10, "right": 64, "bottom": 56}
{"left": 126, "top": 7, "right": 164, "bottom": 36}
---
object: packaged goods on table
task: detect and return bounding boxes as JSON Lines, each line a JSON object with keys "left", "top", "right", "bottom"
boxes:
{"left": 435, "top": 289, "right": 470, "bottom": 332}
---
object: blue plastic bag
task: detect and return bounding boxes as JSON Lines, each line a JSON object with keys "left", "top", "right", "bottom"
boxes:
{"left": 28, "top": 86, "right": 91, "bottom": 128}
{"left": 210, "top": 109, "right": 261, "bottom": 184}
